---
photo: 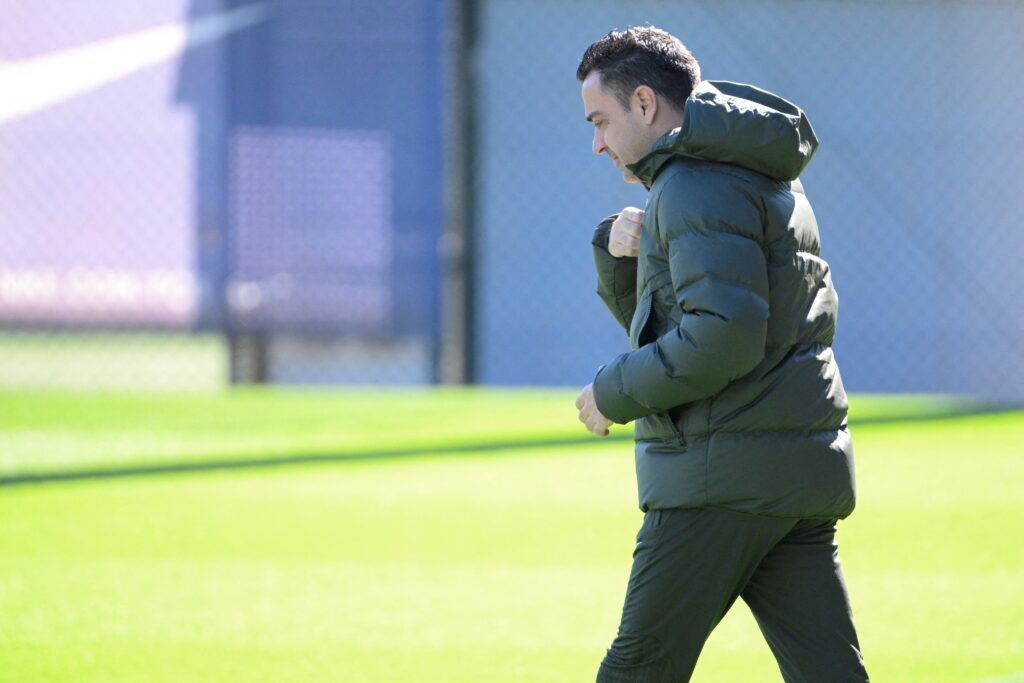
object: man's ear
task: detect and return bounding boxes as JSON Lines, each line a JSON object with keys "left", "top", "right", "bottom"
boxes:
{"left": 632, "top": 85, "right": 658, "bottom": 124}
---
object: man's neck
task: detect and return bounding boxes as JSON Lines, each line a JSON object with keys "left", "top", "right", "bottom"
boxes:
{"left": 651, "top": 111, "right": 684, "bottom": 142}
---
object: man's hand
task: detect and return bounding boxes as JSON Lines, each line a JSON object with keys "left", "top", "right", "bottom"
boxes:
{"left": 575, "top": 383, "right": 613, "bottom": 437}
{"left": 608, "top": 207, "right": 644, "bottom": 258}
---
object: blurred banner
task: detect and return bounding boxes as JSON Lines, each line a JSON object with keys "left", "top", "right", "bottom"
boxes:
{"left": 0, "top": 0, "right": 444, "bottom": 386}
{"left": 0, "top": 1, "right": 224, "bottom": 328}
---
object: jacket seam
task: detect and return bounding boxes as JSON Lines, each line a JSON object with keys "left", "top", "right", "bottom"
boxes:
{"left": 634, "top": 425, "right": 847, "bottom": 442}
{"left": 704, "top": 398, "right": 712, "bottom": 505}
{"left": 610, "top": 259, "right": 631, "bottom": 327}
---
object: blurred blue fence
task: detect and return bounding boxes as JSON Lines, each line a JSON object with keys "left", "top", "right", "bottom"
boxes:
{"left": 1, "top": 0, "right": 1022, "bottom": 397}
{"left": 473, "top": 0, "right": 1024, "bottom": 399}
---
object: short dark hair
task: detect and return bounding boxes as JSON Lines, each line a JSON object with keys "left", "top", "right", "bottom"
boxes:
{"left": 576, "top": 26, "right": 701, "bottom": 113}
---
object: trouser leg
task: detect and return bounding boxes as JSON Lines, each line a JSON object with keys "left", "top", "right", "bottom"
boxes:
{"left": 740, "top": 519, "right": 869, "bottom": 683}
{"left": 597, "top": 507, "right": 795, "bottom": 683}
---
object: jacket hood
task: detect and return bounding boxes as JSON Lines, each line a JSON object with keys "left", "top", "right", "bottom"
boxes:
{"left": 627, "top": 80, "right": 819, "bottom": 186}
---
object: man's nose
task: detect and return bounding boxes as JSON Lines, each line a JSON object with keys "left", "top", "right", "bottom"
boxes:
{"left": 592, "top": 128, "right": 606, "bottom": 155}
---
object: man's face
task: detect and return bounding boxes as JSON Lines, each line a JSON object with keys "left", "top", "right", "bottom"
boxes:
{"left": 581, "top": 71, "right": 649, "bottom": 184}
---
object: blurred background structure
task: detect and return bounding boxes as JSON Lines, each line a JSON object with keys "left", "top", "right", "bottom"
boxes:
{"left": 2, "top": 0, "right": 1023, "bottom": 398}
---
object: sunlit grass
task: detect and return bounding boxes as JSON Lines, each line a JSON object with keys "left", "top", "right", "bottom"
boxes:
{"left": 1, "top": 390, "right": 1021, "bottom": 682}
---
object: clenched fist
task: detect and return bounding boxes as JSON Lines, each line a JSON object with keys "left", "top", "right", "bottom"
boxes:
{"left": 608, "top": 207, "right": 644, "bottom": 258}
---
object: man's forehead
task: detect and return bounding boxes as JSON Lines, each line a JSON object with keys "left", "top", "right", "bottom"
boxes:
{"left": 581, "top": 72, "right": 612, "bottom": 116}
{"left": 581, "top": 71, "right": 605, "bottom": 98}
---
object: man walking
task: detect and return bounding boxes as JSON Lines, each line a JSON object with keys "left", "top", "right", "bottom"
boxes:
{"left": 573, "top": 27, "right": 869, "bottom": 682}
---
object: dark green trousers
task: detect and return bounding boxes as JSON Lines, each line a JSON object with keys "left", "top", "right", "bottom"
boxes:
{"left": 597, "top": 507, "right": 868, "bottom": 683}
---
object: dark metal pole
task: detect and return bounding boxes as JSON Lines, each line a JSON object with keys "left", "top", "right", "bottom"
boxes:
{"left": 438, "top": 0, "right": 478, "bottom": 384}
{"left": 228, "top": 333, "right": 269, "bottom": 384}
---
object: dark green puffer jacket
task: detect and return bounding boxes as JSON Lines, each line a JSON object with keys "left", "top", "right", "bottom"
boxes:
{"left": 592, "top": 80, "right": 855, "bottom": 518}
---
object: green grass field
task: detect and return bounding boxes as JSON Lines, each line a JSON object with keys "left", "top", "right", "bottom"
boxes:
{"left": 1, "top": 388, "right": 1022, "bottom": 682}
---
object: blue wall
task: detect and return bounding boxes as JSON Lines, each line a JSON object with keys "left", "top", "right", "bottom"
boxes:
{"left": 219, "top": 0, "right": 446, "bottom": 337}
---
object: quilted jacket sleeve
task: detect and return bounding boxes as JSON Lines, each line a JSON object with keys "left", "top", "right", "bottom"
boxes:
{"left": 592, "top": 214, "right": 638, "bottom": 332}
{"left": 593, "top": 172, "right": 771, "bottom": 424}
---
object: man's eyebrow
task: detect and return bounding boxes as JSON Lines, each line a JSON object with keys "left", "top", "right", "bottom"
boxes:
{"left": 585, "top": 110, "right": 602, "bottom": 122}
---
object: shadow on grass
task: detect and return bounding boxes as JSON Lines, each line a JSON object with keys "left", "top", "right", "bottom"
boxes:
{"left": 2, "top": 403, "right": 1020, "bottom": 487}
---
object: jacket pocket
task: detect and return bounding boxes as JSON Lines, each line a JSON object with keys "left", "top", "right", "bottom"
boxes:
{"left": 666, "top": 405, "right": 689, "bottom": 450}
{"left": 628, "top": 292, "right": 653, "bottom": 350}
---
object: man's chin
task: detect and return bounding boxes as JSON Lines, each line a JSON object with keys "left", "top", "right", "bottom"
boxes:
{"left": 611, "top": 156, "right": 639, "bottom": 183}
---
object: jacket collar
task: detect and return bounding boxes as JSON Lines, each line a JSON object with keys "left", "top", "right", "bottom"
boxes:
{"left": 626, "top": 80, "right": 819, "bottom": 189}
{"left": 627, "top": 128, "right": 685, "bottom": 189}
